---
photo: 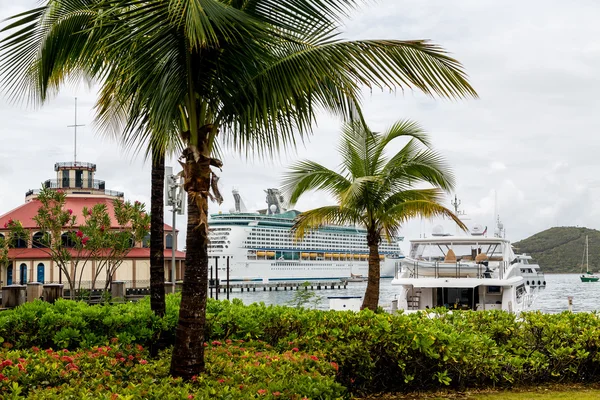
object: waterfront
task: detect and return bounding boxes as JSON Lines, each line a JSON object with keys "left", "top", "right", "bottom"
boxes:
{"left": 220, "top": 274, "right": 599, "bottom": 313}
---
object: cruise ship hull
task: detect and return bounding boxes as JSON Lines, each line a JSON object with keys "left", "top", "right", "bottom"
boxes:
{"left": 209, "top": 257, "right": 399, "bottom": 282}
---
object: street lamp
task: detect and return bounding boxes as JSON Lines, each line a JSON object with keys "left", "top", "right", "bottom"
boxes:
{"left": 165, "top": 166, "right": 185, "bottom": 285}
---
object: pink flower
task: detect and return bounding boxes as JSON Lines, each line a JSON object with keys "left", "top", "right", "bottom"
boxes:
{"left": 257, "top": 389, "right": 267, "bottom": 395}
{"left": 3, "top": 223, "right": 7, "bottom": 228}
{"left": 273, "top": 392, "right": 281, "bottom": 397}
{"left": 8, "top": 218, "right": 13, "bottom": 225}
{"left": 292, "top": 348, "right": 299, "bottom": 352}
{"left": 310, "top": 355, "right": 318, "bottom": 361}
{"left": 0, "top": 374, "right": 7, "bottom": 381}
{"left": 68, "top": 209, "right": 73, "bottom": 215}
{"left": 187, "top": 396, "right": 194, "bottom": 399}
{"left": 217, "top": 379, "right": 225, "bottom": 383}
{"left": 211, "top": 340, "right": 222, "bottom": 346}
{"left": 139, "top": 359, "right": 148, "bottom": 365}
{"left": 76, "top": 230, "right": 84, "bottom": 238}
{"left": 191, "top": 375, "right": 198, "bottom": 382}
{"left": 330, "top": 361, "right": 339, "bottom": 371}
{"left": 82, "top": 237, "right": 90, "bottom": 245}
{"left": 128, "top": 355, "right": 134, "bottom": 361}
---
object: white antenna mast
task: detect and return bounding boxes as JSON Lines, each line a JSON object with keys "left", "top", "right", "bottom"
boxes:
{"left": 67, "top": 97, "right": 85, "bottom": 163}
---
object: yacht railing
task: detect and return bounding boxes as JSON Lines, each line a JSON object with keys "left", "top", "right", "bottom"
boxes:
{"left": 395, "top": 260, "right": 512, "bottom": 280}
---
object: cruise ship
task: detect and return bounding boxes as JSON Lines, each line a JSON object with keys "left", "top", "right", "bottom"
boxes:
{"left": 207, "top": 189, "right": 404, "bottom": 282}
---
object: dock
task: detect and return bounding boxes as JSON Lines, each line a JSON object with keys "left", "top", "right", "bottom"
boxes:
{"left": 209, "top": 280, "right": 348, "bottom": 294}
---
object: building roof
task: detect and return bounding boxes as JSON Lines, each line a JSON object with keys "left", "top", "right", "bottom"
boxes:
{"left": 0, "top": 197, "right": 175, "bottom": 232}
{"left": 6, "top": 248, "right": 186, "bottom": 260}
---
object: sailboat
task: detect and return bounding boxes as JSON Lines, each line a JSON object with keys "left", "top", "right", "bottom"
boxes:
{"left": 580, "top": 235, "right": 600, "bottom": 282}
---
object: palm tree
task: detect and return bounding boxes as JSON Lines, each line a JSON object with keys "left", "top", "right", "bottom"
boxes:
{"left": 283, "top": 120, "right": 468, "bottom": 311}
{"left": 0, "top": 0, "right": 476, "bottom": 378}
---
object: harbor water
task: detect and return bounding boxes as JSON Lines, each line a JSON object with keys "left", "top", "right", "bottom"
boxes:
{"left": 218, "top": 274, "right": 599, "bottom": 313}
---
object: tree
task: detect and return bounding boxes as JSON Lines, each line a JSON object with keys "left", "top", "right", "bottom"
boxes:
{"left": 82, "top": 200, "right": 150, "bottom": 291}
{"left": 30, "top": 187, "right": 150, "bottom": 298}
{"left": 283, "top": 120, "right": 468, "bottom": 311}
{"left": 33, "top": 188, "right": 93, "bottom": 299}
{"left": 1, "top": 219, "right": 29, "bottom": 284}
{"left": 1, "top": 0, "right": 476, "bottom": 378}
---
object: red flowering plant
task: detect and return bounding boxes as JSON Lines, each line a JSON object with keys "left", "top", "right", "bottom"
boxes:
{"left": 0, "top": 340, "right": 344, "bottom": 399}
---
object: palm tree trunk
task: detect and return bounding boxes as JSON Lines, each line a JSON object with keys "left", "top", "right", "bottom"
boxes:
{"left": 170, "top": 139, "right": 212, "bottom": 379}
{"left": 361, "top": 231, "right": 381, "bottom": 311}
{"left": 150, "top": 146, "right": 166, "bottom": 317}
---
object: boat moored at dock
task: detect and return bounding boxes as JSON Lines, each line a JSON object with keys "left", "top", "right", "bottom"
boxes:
{"left": 392, "top": 229, "right": 546, "bottom": 313}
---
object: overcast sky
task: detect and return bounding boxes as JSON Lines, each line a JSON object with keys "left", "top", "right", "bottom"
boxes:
{"left": 2, "top": 0, "right": 600, "bottom": 253}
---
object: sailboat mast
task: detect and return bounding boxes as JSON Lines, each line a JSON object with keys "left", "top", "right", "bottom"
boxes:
{"left": 586, "top": 235, "right": 589, "bottom": 273}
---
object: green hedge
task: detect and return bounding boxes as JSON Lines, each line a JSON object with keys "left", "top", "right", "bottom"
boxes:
{"left": 1, "top": 296, "right": 600, "bottom": 393}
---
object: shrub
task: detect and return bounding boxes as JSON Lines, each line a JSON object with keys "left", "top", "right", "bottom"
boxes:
{"left": 1, "top": 297, "right": 600, "bottom": 393}
{"left": 0, "top": 340, "right": 345, "bottom": 399}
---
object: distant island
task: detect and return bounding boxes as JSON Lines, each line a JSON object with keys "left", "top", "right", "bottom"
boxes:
{"left": 513, "top": 226, "right": 600, "bottom": 273}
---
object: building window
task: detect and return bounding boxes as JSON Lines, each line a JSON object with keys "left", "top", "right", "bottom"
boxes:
{"left": 166, "top": 234, "right": 173, "bottom": 249}
{"left": 75, "top": 170, "right": 83, "bottom": 188}
{"left": 142, "top": 233, "right": 150, "bottom": 248}
{"left": 12, "top": 233, "right": 28, "bottom": 249}
{"left": 61, "top": 232, "right": 76, "bottom": 248}
{"left": 62, "top": 170, "right": 69, "bottom": 187}
{"left": 19, "top": 263, "right": 27, "bottom": 285}
{"left": 6, "top": 263, "right": 13, "bottom": 285}
{"left": 33, "top": 232, "right": 50, "bottom": 248}
{"left": 37, "top": 263, "right": 45, "bottom": 284}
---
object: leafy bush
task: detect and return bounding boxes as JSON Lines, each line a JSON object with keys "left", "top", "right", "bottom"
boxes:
{"left": 1, "top": 297, "right": 600, "bottom": 393}
{"left": 0, "top": 340, "right": 345, "bottom": 399}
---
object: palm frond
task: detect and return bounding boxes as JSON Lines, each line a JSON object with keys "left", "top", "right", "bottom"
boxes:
{"left": 385, "top": 149, "right": 455, "bottom": 193}
{"left": 282, "top": 160, "right": 351, "bottom": 206}
{"left": 339, "top": 175, "right": 383, "bottom": 209}
{"left": 380, "top": 200, "right": 467, "bottom": 241}
{"left": 372, "top": 119, "right": 430, "bottom": 172}
{"left": 380, "top": 188, "right": 446, "bottom": 211}
{"left": 292, "top": 205, "right": 364, "bottom": 239}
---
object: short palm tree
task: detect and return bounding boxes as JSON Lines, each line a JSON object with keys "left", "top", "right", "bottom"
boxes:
{"left": 283, "top": 120, "right": 468, "bottom": 311}
{"left": 1, "top": 1, "right": 476, "bottom": 378}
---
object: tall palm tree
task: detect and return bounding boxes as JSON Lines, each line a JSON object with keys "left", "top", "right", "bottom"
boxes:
{"left": 283, "top": 120, "right": 468, "bottom": 311}
{"left": 0, "top": 0, "right": 476, "bottom": 378}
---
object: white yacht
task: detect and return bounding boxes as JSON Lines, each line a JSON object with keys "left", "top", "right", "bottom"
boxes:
{"left": 391, "top": 226, "right": 546, "bottom": 313}
{"left": 208, "top": 189, "right": 404, "bottom": 282}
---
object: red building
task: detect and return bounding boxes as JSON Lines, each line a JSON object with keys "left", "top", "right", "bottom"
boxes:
{"left": 0, "top": 161, "right": 185, "bottom": 287}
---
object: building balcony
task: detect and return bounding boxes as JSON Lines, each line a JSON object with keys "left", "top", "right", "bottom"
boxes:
{"left": 54, "top": 161, "right": 97, "bottom": 171}
{"left": 25, "top": 183, "right": 124, "bottom": 199}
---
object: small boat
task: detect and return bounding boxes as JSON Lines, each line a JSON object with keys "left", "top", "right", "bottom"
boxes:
{"left": 580, "top": 236, "right": 600, "bottom": 282}
{"left": 340, "top": 273, "right": 368, "bottom": 283}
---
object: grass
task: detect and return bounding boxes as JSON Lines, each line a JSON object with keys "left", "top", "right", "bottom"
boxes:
{"left": 356, "top": 383, "right": 600, "bottom": 399}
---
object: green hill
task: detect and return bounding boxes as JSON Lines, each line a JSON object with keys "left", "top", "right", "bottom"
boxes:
{"left": 513, "top": 226, "right": 600, "bottom": 273}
